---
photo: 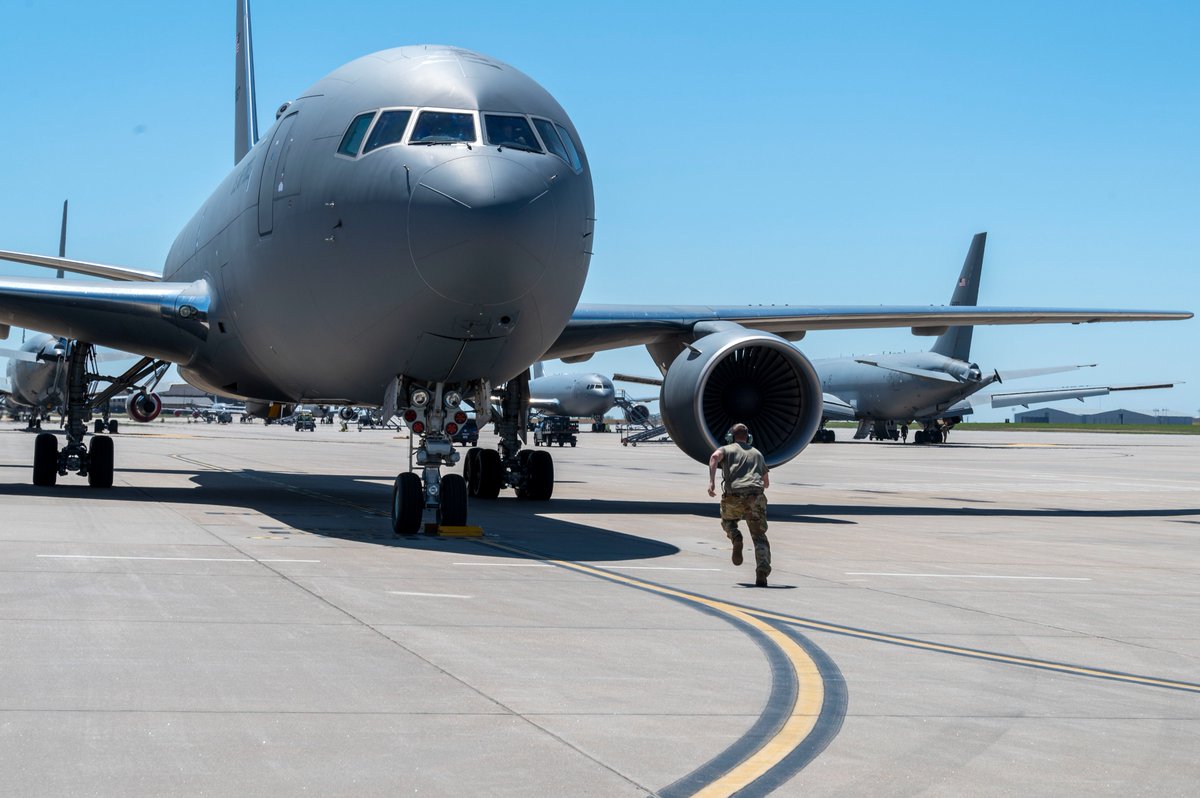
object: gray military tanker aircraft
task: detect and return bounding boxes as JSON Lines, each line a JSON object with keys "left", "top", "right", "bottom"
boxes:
{"left": 0, "top": 2, "right": 1191, "bottom": 533}
{"left": 811, "top": 233, "right": 1178, "bottom": 443}
{"left": 527, "top": 363, "right": 653, "bottom": 430}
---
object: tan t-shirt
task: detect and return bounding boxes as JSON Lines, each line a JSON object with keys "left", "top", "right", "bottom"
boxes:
{"left": 720, "top": 442, "right": 766, "bottom": 493}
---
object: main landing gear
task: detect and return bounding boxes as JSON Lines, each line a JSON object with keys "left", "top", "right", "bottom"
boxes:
{"left": 30, "top": 340, "right": 168, "bottom": 489}
{"left": 390, "top": 373, "right": 555, "bottom": 536}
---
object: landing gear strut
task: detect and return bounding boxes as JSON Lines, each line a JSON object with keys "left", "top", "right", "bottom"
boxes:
{"left": 29, "top": 340, "right": 168, "bottom": 488}
{"left": 390, "top": 382, "right": 465, "bottom": 535}
{"left": 392, "top": 372, "right": 557, "bottom": 535}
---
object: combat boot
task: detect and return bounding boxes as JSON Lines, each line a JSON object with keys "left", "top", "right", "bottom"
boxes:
{"left": 755, "top": 569, "right": 768, "bottom": 587}
{"left": 730, "top": 534, "right": 743, "bottom": 566}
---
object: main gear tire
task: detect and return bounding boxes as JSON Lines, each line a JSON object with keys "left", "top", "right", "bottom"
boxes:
{"left": 88, "top": 435, "right": 115, "bottom": 488}
{"left": 391, "top": 472, "right": 423, "bottom": 535}
{"left": 440, "top": 473, "right": 468, "bottom": 527}
{"left": 33, "top": 433, "right": 58, "bottom": 487}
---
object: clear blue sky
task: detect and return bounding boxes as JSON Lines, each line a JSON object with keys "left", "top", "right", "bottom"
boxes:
{"left": 1, "top": 1, "right": 1196, "bottom": 420}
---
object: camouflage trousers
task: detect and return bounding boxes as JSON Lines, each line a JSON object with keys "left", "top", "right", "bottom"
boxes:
{"left": 720, "top": 492, "right": 770, "bottom": 576}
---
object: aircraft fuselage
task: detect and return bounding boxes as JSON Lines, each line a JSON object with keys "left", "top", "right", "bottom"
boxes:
{"left": 817, "top": 351, "right": 986, "bottom": 421}
{"left": 163, "top": 46, "right": 594, "bottom": 406}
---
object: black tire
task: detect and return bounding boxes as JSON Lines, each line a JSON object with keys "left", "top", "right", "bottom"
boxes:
{"left": 914, "top": 430, "right": 927, "bottom": 444}
{"left": 928, "top": 430, "right": 943, "bottom": 444}
{"left": 33, "top": 433, "right": 58, "bottom": 487}
{"left": 520, "top": 449, "right": 554, "bottom": 501}
{"left": 570, "top": 441, "right": 576, "bottom": 447}
{"left": 440, "top": 473, "right": 468, "bottom": 527}
{"left": 463, "top": 447, "right": 481, "bottom": 496}
{"left": 94, "top": 419, "right": 104, "bottom": 434}
{"left": 88, "top": 435, "right": 114, "bottom": 488}
{"left": 391, "top": 472, "right": 423, "bottom": 535}
{"left": 108, "top": 419, "right": 118, "bottom": 434}
{"left": 475, "top": 448, "right": 504, "bottom": 500}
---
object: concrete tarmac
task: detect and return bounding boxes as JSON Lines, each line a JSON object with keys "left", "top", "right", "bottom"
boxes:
{"left": 0, "top": 420, "right": 1197, "bottom": 796}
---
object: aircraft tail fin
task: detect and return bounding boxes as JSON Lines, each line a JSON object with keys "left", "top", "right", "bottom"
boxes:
{"left": 234, "top": 0, "right": 259, "bottom": 165}
{"left": 930, "top": 232, "right": 986, "bottom": 360}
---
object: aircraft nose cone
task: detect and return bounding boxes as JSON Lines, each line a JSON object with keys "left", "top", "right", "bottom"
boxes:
{"left": 409, "top": 155, "right": 557, "bottom": 305}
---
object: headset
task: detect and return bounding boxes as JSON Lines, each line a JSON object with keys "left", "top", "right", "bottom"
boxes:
{"left": 724, "top": 424, "right": 753, "bottom": 446}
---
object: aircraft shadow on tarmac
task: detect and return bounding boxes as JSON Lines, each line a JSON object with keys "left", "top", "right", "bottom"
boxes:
{"left": 0, "top": 465, "right": 1195, "bottom": 558}
{"left": 0, "top": 465, "right": 681, "bottom": 563}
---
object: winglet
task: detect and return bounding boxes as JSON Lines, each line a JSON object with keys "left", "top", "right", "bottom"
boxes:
{"left": 234, "top": 0, "right": 259, "bottom": 165}
{"left": 56, "top": 199, "right": 68, "bottom": 277}
{"left": 930, "top": 232, "right": 986, "bottom": 360}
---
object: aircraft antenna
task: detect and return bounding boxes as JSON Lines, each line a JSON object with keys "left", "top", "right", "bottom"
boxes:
{"left": 234, "top": 0, "right": 260, "bottom": 165}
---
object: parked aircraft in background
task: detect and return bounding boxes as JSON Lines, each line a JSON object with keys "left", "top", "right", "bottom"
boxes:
{"left": 0, "top": 2, "right": 1190, "bottom": 529}
{"left": 812, "top": 233, "right": 1177, "bottom": 443}
{"left": 528, "top": 362, "right": 653, "bottom": 430}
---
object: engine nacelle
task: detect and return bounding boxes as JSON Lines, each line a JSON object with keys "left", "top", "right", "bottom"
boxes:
{"left": 126, "top": 391, "right": 163, "bottom": 423}
{"left": 245, "top": 401, "right": 294, "bottom": 420}
{"left": 339, "top": 406, "right": 358, "bottom": 421}
{"left": 660, "top": 328, "right": 823, "bottom": 467}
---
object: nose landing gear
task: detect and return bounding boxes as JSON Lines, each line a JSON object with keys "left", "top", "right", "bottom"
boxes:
{"left": 391, "top": 372, "right": 556, "bottom": 535}
{"left": 390, "top": 382, "right": 466, "bottom": 535}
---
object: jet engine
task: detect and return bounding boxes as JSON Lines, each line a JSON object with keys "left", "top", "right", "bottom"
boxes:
{"left": 624, "top": 404, "right": 651, "bottom": 425}
{"left": 659, "top": 328, "right": 823, "bottom": 467}
{"left": 126, "top": 391, "right": 163, "bottom": 423}
{"left": 339, "top": 406, "right": 358, "bottom": 422}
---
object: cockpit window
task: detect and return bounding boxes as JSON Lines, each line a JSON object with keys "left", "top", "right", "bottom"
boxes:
{"left": 362, "top": 109, "right": 413, "bottom": 154}
{"left": 555, "top": 123, "right": 583, "bottom": 171}
{"left": 532, "top": 118, "right": 569, "bottom": 163}
{"left": 338, "top": 112, "right": 376, "bottom": 157}
{"left": 484, "top": 114, "right": 541, "bottom": 153}
{"left": 410, "top": 111, "right": 477, "bottom": 144}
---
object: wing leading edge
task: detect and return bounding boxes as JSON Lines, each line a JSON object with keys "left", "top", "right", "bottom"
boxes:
{"left": 0, "top": 276, "right": 211, "bottom": 363}
{"left": 0, "top": 249, "right": 161, "bottom": 282}
{"left": 544, "top": 304, "right": 1193, "bottom": 362}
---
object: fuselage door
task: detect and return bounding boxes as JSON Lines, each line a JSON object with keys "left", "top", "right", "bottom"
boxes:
{"left": 257, "top": 112, "right": 299, "bottom": 236}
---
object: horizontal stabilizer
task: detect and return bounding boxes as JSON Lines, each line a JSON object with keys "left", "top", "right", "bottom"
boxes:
{"left": 995, "top": 364, "right": 1096, "bottom": 381}
{"left": 0, "top": 249, "right": 161, "bottom": 282}
{"left": 989, "top": 382, "right": 1176, "bottom": 409}
{"left": 855, "top": 359, "right": 962, "bottom": 383}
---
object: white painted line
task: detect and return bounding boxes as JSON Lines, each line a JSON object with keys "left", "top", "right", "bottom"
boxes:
{"left": 388, "top": 591, "right": 472, "bottom": 599}
{"left": 597, "top": 566, "right": 722, "bottom": 572}
{"left": 846, "top": 572, "right": 1090, "bottom": 581}
{"left": 38, "top": 555, "right": 321, "bottom": 563}
{"left": 452, "top": 562, "right": 552, "bottom": 568}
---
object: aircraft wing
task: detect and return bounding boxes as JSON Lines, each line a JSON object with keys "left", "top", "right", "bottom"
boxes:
{"left": 544, "top": 304, "right": 1193, "bottom": 361}
{"left": 0, "top": 249, "right": 162, "bottom": 282}
{"left": 0, "top": 276, "right": 211, "bottom": 363}
{"left": 822, "top": 393, "right": 857, "bottom": 421}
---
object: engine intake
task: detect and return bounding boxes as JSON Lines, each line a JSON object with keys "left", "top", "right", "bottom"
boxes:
{"left": 126, "top": 391, "right": 163, "bottom": 423}
{"left": 660, "top": 328, "right": 822, "bottom": 467}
